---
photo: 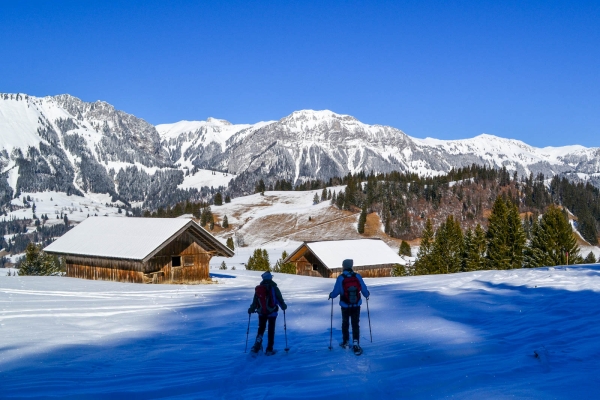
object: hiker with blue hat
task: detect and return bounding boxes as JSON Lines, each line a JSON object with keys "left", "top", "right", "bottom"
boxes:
{"left": 248, "top": 271, "right": 287, "bottom": 355}
{"left": 328, "top": 259, "right": 370, "bottom": 355}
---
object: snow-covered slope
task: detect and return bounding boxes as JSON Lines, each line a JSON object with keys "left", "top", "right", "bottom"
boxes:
{"left": 156, "top": 118, "right": 274, "bottom": 170}
{"left": 0, "top": 94, "right": 234, "bottom": 210}
{"left": 2, "top": 93, "right": 600, "bottom": 208}
{"left": 208, "top": 110, "right": 600, "bottom": 193}
{"left": 2, "top": 265, "right": 600, "bottom": 398}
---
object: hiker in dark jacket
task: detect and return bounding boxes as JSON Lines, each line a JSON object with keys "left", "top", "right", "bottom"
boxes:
{"left": 329, "top": 259, "right": 370, "bottom": 354}
{"left": 248, "top": 271, "right": 287, "bottom": 355}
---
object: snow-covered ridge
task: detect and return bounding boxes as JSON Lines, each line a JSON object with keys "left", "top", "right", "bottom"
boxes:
{"left": 2, "top": 93, "right": 600, "bottom": 205}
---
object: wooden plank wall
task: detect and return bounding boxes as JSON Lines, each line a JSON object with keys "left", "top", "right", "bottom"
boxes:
{"left": 148, "top": 253, "right": 212, "bottom": 284}
{"left": 66, "top": 264, "right": 144, "bottom": 283}
{"left": 295, "top": 256, "right": 323, "bottom": 277}
{"left": 147, "top": 238, "right": 213, "bottom": 283}
{"left": 329, "top": 264, "right": 394, "bottom": 278}
{"left": 65, "top": 231, "right": 214, "bottom": 284}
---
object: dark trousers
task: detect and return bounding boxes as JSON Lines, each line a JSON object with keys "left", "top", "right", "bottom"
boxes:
{"left": 341, "top": 306, "right": 360, "bottom": 343}
{"left": 257, "top": 315, "right": 277, "bottom": 350}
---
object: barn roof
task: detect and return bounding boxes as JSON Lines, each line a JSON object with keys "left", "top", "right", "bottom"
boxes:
{"left": 285, "top": 238, "right": 406, "bottom": 269}
{"left": 44, "top": 217, "right": 234, "bottom": 261}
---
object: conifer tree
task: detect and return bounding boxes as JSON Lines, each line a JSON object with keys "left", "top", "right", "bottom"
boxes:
{"left": 486, "top": 197, "right": 511, "bottom": 270}
{"left": 18, "top": 243, "right": 61, "bottom": 276}
{"left": 214, "top": 192, "right": 223, "bottom": 206}
{"left": 222, "top": 215, "right": 229, "bottom": 228}
{"left": 464, "top": 224, "right": 487, "bottom": 271}
{"left": 273, "top": 250, "right": 296, "bottom": 274}
{"left": 584, "top": 251, "right": 597, "bottom": 264}
{"left": 344, "top": 174, "right": 356, "bottom": 206}
{"left": 321, "top": 187, "right": 328, "bottom": 202}
{"left": 431, "top": 215, "right": 463, "bottom": 274}
{"left": 357, "top": 206, "right": 367, "bottom": 234}
{"left": 336, "top": 191, "right": 345, "bottom": 210}
{"left": 524, "top": 205, "right": 582, "bottom": 267}
{"left": 246, "top": 248, "right": 270, "bottom": 271}
{"left": 226, "top": 237, "right": 235, "bottom": 251}
{"left": 313, "top": 193, "right": 320, "bottom": 205}
{"left": 399, "top": 240, "right": 411, "bottom": 257}
{"left": 255, "top": 179, "right": 266, "bottom": 194}
{"left": 414, "top": 218, "right": 435, "bottom": 275}
{"left": 506, "top": 200, "right": 526, "bottom": 269}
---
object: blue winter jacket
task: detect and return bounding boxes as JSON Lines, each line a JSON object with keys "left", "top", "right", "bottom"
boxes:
{"left": 329, "top": 270, "right": 370, "bottom": 307}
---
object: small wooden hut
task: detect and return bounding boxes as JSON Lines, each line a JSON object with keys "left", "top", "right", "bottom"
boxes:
{"left": 284, "top": 238, "right": 406, "bottom": 278}
{"left": 44, "top": 217, "right": 233, "bottom": 284}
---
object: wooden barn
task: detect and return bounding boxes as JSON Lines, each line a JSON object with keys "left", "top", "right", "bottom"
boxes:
{"left": 284, "top": 238, "right": 406, "bottom": 278}
{"left": 44, "top": 217, "right": 233, "bottom": 284}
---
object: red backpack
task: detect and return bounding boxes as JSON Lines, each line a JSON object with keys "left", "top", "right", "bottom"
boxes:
{"left": 255, "top": 284, "right": 278, "bottom": 315}
{"left": 341, "top": 273, "right": 361, "bottom": 306}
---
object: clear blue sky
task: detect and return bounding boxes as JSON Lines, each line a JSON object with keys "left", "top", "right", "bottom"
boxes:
{"left": 2, "top": 1, "right": 599, "bottom": 147}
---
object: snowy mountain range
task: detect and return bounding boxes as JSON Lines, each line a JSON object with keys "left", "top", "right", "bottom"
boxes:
{"left": 1, "top": 93, "right": 599, "bottom": 207}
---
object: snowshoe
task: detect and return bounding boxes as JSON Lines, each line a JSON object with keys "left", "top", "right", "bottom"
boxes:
{"left": 265, "top": 349, "right": 277, "bottom": 356}
{"left": 340, "top": 341, "right": 350, "bottom": 349}
{"left": 250, "top": 337, "right": 263, "bottom": 355}
{"left": 353, "top": 344, "right": 363, "bottom": 356}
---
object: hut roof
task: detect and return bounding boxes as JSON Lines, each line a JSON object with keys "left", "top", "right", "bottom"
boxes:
{"left": 44, "top": 217, "right": 233, "bottom": 261}
{"left": 285, "top": 238, "right": 406, "bottom": 269}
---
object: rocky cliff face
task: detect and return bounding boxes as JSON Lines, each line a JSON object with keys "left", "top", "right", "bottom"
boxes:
{"left": 1, "top": 93, "right": 599, "bottom": 208}
{"left": 0, "top": 93, "right": 184, "bottom": 209}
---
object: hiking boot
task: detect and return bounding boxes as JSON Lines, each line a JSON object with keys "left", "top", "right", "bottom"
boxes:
{"left": 265, "top": 348, "right": 277, "bottom": 356}
{"left": 340, "top": 340, "right": 350, "bottom": 349}
{"left": 353, "top": 341, "right": 363, "bottom": 355}
{"left": 251, "top": 336, "right": 263, "bottom": 353}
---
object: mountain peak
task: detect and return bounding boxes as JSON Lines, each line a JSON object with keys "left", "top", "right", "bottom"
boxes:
{"left": 283, "top": 109, "right": 358, "bottom": 122}
{"left": 206, "top": 117, "right": 232, "bottom": 126}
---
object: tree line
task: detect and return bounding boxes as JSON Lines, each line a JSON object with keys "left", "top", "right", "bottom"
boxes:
{"left": 406, "top": 197, "right": 591, "bottom": 276}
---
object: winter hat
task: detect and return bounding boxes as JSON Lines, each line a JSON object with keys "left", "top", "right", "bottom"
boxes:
{"left": 342, "top": 259, "right": 354, "bottom": 270}
{"left": 261, "top": 271, "right": 273, "bottom": 280}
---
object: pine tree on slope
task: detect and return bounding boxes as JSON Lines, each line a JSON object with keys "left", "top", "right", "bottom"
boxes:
{"left": 506, "top": 200, "right": 526, "bottom": 269}
{"left": 357, "top": 206, "right": 367, "bottom": 234}
{"left": 524, "top": 205, "right": 582, "bottom": 267}
{"left": 431, "top": 215, "right": 463, "bottom": 274}
{"left": 414, "top": 218, "right": 435, "bottom": 275}
{"left": 486, "top": 197, "right": 511, "bottom": 270}
{"left": 18, "top": 243, "right": 60, "bottom": 276}
{"left": 464, "top": 224, "right": 487, "bottom": 271}
{"left": 399, "top": 240, "right": 412, "bottom": 257}
{"left": 584, "top": 251, "right": 597, "bottom": 264}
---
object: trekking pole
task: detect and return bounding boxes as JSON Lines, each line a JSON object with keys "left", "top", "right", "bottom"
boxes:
{"left": 244, "top": 313, "right": 251, "bottom": 353}
{"left": 328, "top": 297, "right": 334, "bottom": 350}
{"left": 366, "top": 297, "right": 372, "bottom": 343}
{"left": 283, "top": 309, "right": 290, "bottom": 353}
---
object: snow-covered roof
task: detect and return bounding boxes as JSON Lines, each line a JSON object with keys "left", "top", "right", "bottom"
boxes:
{"left": 287, "top": 239, "right": 406, "bottom": 269}
{"left": 44, "top": 217, "right": 233, "bottom": 261}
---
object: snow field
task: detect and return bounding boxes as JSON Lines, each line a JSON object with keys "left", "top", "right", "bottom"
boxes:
{"left": 1, "top": 266, "right": 600, "bottom": 398}
{"left": 178, "top": 169, "right": 235, "bottom": 190}
{"left": 5, "top": 191, "right": 125, "bottom": 225}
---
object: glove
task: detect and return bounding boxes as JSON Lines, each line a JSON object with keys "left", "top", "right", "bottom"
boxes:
{"left": 328, "top": 293, "right": 333, "bottom": 300}
{"left": 281, "top": 304, "right": 287, "bottom": 311}
{"left": 248, "top": 307, "right": 254, "bottom": 314}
